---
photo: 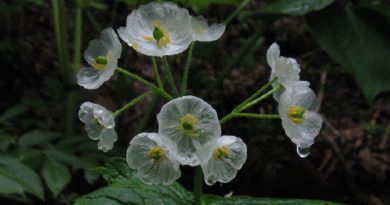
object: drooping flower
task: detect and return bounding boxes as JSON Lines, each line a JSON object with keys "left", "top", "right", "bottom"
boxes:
{"left": 266, "top": 42, "right": 301, "bottom": 101}
{"left": 126, "top": 132, "right": 181, "bottom": 185}
{"left": 78, "top": 102, "right": 118, "bottom": 152}
{"left": 190, "top": 16, "right": 225, "bottom": 42}
{"left": 278, "top": 81, "right": 323, "bottom": 156}
{"left": 77, "top": 28, "right": 122, "bottom": 89}
{"left": 157, "top": 96, "right": 221, "bottom": 166}
{"left": 198, "top": 135, "right": 247, "bottom": 186}
{"left": 118, "top": 2, "right": 192, "bottom": 57}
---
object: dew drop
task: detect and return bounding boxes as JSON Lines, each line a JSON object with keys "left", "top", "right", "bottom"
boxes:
{"left": 296, "top": 146, "right": 310, "bottom": 158}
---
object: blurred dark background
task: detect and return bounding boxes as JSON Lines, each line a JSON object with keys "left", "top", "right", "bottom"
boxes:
{"left": 0, "top": 0, "right": 389, "bottom": 204}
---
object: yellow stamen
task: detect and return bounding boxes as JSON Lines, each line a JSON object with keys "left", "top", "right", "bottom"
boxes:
{"left": 152, "top": 23, "right": 170, "bottom": 47}
{"left": 213, "top": 146, "right": 231, "bottom": 160}
{"left": 177, "top": 113, "right": 199, "bottom": 137}
{"left": 147, "top": 146, "right": 166, "bottom": 162}
{"left": 143, "top": 36, "right": 154, "bottom": 41}
{"left": 288, "top": 105, "right": 305, "bottom": 124}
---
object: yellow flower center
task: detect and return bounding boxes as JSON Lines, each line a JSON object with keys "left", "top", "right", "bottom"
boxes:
{"left": 177, "top": 113, "right": 199, "bottom": 137}
{"left": 92, "top": 52, "right": 112, "bottom": 71}
{"left": 143, "top": 23, "right": 170, "bottom": 47}
{"left": 288, "top": 105, "right": 305, "bottom": 124}
{"left": 147, "top": 146, "right": 166, "bottom": 162}
{"left": 212, "top": 146, "right": 231, "bottom": 160}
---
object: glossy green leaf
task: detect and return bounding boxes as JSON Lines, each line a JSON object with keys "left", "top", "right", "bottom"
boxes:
{"left": 74, "top": 158, "right": 193, "bottom": 205}
{"left": 18, "top": 130, "right": 59, "bottom": 147}
{"left": 307, "top": 3, "right": 390, "bottom": 102}
{"left": 249, "top": 0, "right": 335, "bottom": 16}
{"left": 0, "top": 157, "right": 44, "bottom": 200}
{"left": 203, "top": 195, "right": 344, "bottom": 205}
{"left": 42, "top": 157, "right": 71, "bottom": 197}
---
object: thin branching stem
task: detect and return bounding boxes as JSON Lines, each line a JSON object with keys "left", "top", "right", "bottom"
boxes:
{"left": 152, "top": 57, "right": 164, "bottom": 89}
{"left": 181, "top": 42, "right": 195, "bottom": 95}
{"left": 116, "top": 67, "right": 173, "bottom": 100}
{"left": 162, "top": 57, "right": 179, "bottom": 97}
{"left": 114, "top": 91, "right": 153, "bottom": 117}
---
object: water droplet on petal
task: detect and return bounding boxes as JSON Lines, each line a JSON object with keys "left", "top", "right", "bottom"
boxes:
{"left": 296, "top": 146, "right": 310, "bottom": 158}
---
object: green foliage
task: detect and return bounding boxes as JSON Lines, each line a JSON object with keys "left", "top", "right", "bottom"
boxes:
{"left": 74, "top": 158, "right": 193, "bottom": 205}
{"left": 75, "top": 158, "right": 344, "bottom": 205}
{"left": 307, "top": 2, "right": 390, "bottom": 102}
{"left": 0, "top": 157, "right": 44, "bottom": 200}
{"left": 203, "top": 195, "right": 344, "bottom": 205}
{"left": 42, "top": 156, "right": 71, "bottom": 197}
{"left": 243, "top": 0, "right": 335, "bottom": 18}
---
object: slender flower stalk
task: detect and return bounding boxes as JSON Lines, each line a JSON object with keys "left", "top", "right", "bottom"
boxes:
{"left": 152, "top": 57, "right": 164, "bottom": 89}
{"left": 116, "top": 67, "right": 173, "bottom": 100}
{"left": 162, "top": 57, "right": 179, "bottom": 97}
{"left": 113, "top": 91, "right": 153, "bottom": 117}
{"left": 233, "top": 77, "right": 277, "bottom": 113}
{"left": 239, "top": 84, "right": 283, "bottom": 111}
{"left": 223, "top": 0, "right": 251, "bottom": 25}
{"left": 181, "top": 42, "right": 195, "bottom": 95}
{"left": 193, "top": 166, "right": 203, "bottom": 205}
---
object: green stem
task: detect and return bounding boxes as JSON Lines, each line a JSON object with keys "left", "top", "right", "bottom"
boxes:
{"left": 220, "top": 113, "right": 279, "bottom": 125}
{"left": 162, "top": 57, "right": 179, "bottom": 97}
{"left": 116, "top": 67, "right": 173, "bottom": 100}
{"left": 152, "top": 57, "right": 164, "bottom": 89}
{"left": 73, "top": 0, "right": 82, "bottom": 77}
{"left": 113, "top": 91, "right": 153, "bottom": 117}
{"left": 52, "top": 0, "right": 71, "bottom": 84}
{"left": 240, "top": 84, "right": 282, "bottom": 111}
{"left": 85, "top": 9, "right": 101, "bottom": 33}
{"left": 181, "top": 42, "right": 195, "bottom": 95}
{"left": 223, "top": 0, "right": 251, "bottom": 25}
{"left": 193, "top": 166, "right": 203, "bottom": 205}
{"left": 202, "top": 27, "right": 264, "bottom": 98}
{"left": 233, "top": 77, "right": 277, "bottom": 113}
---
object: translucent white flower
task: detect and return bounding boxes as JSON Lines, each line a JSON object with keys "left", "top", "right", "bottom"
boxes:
{"left": 126, "top": 132, "right": 181, "bottom": 185}
{"left": 157, "top": 96, "right": 221, "bottom": 166}
{"left": 117, "top": 2, "right": 192, "bottom": 57}
{"left": 199, "top": 135, "right": 247, "bottom": 186}
{"left": 78, "top": 102, "right": 117, "bottom": 152}
{"left": 278, "top": 81, "right": 323, "bottom": 151}
{"left": 266, "top": 42, "right": 301, "bottom": 101}
{"left": 77, "top": 28, "right": 122, "bottom": 89}
{"left": 191, "top": 16, "right": 225, "bottom": 42}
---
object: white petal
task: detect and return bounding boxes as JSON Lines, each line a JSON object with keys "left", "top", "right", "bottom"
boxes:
{"left": 273, "top": 57, "right": 300, "bottom": 87}
{"left": 157, "top": 96, "right": 221, "bottom": 166}
{"left": 191, "top": 16, "right": 225, "bottom": 42}
{"left": 266, "top": 42, "right": 280, "bottom": 69}
{"left": 121, "top": 2, "right": 192, "bottom": 56}
{"left": 97, "top": 128, "right": 117, "bottom": 152}
{"left": 79, "top": 28, "right": 120, "bottom": 89}
{"left": 201, "top": 136, "right": 247, "bottom": 185}
{"left": 78, "top": 102, "right": 117, "bottom": 150}
{"left": 126, "top": 133, "right": 181, "bottom": 185}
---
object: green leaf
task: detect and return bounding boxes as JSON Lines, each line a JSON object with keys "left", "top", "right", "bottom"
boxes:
{"left": 0, "top": 172, "right": 25, "bottom": 195}
{"left": 18, "top": 130, "right": 59, "bottom": 147}
{"left": 0, "top": 157, "right": 44, "bottom": 200}
{"left": 0, "top": 134, "right": 16, "bottom": 151}
{"left": 203, "top": 195, "right": 344, "bottom": 205}
{"left": 0, "top": 104, "right": 29, "bottom": 123}
{"left": 248, "top": 0, "right": 335, "bottom": 16}
{"left": 307, "top": 3, "right": 390, "bottom": 102}
{"left": 42, "top": 157, "right": 71, "bottom": 197}
{"left": 74, "top": 158, "right": 193, "bottom": 205}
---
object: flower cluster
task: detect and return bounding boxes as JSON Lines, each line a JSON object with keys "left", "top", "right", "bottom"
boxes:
{"left": 267, "top": 43, "right": 323, "bottom": 157}
{"left": 118, "top": 1, "right": 225, "bottom": 57}
{"left": 126, "top": 96, "right": 247, "bottom": 185}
